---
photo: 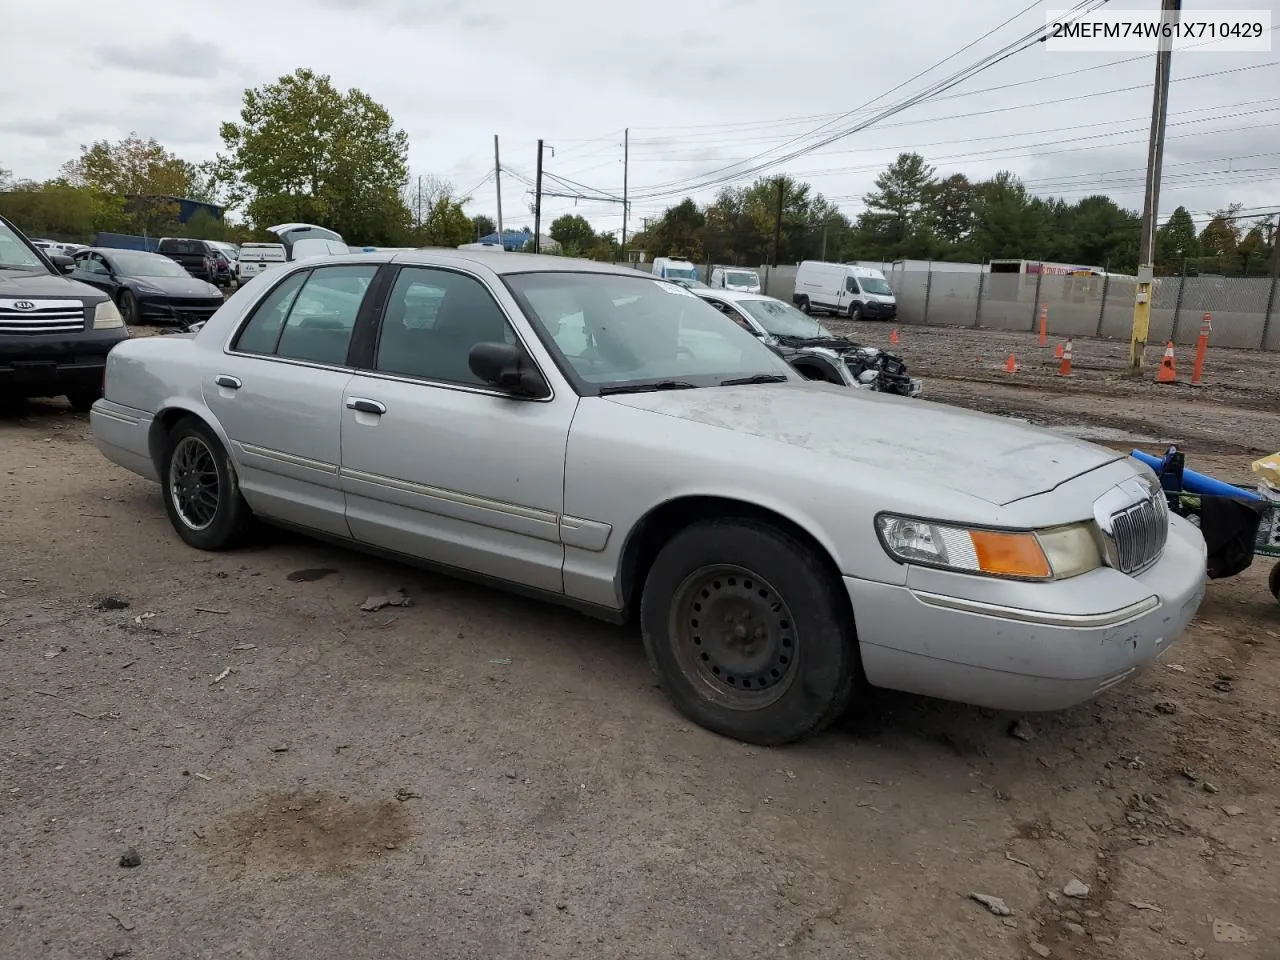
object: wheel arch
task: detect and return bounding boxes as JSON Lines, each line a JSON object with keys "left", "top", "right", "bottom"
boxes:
{"left": 617, "top": 494, "right": 852, "bottom": 625}
{"left": 148, "top": 401, "right": 234, "bottom": 477}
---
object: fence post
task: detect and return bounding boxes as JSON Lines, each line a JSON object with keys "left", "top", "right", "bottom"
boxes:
{"left": 974, "top": 268, "right": 985, "bottom": 328}
{"left": 923, "top": 260, "right": 933, "bottom": 325}
{"left": 1095, "top": 270, "right": 1111, "bottom": 337}
{"left": 1263, "top": 275, "right": 1278, "bottom": 350}
{"left": 1170, "top": 260, "right": 1188, "bottom": 343}
{"left": 1029, "top": 267, "right": 1044, "bottom": 331}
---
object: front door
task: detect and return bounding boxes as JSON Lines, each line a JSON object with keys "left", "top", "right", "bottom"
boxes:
{"left": 339, "top": 263, "right": 576, "bottom": 593}
{"left": 202, "top": 262, "right": 379, "bottom": 537}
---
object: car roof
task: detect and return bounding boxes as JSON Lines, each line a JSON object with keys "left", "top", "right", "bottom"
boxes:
{"left": 695, "top": 288, "right": 772, "bottom": 303}
{"left": 351, "top": 249, "right": 658, "bottom": 278}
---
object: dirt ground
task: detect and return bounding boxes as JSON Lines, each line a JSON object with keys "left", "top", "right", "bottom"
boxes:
{"left": 2, "top": 322, "right": 1279, "bottom": 960}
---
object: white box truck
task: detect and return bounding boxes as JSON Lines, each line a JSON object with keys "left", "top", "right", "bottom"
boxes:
{"left": 793, "top": 261, "right": 897, "bottom": 321}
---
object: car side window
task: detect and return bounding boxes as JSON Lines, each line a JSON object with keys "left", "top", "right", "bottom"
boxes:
{"left": 275, "top": 265, "right": 377, "bottom": 365}
{"left": 233, "top": 270, "right": 309, "bottom": 355}
{"left": 374, "top": 266, "right": 518, "bottom": 386}
{"left": 846, "top": 277, "right": 860, "bottom": 294}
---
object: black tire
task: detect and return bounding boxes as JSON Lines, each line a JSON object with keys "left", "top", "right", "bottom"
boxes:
{"left": 65, "top": 387, "right": 101, "bottom": 413}
{"left": 160, "top": 417, "right": 252, "bottom": 550}
{"left": 118, "top": 289, "right": 138, "bottom": 326}
{"left": 798, "top": 297, "right": 812, "bottom": 314}
{"left": 1269, "top": 561, "right": 1279, "bottom": 603}
{"left": 848, "top": 302, "right": 862, "bottom": 321}
{"left": 639, "top": 519, "right": 858, "bottom": 745}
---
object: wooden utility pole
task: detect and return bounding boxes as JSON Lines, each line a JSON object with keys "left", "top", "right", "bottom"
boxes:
{"left": 621, "top": 128, "right": 629, "bottom": 261}
{"left": 494, "top": 135, "right": 503, "bottom": 244}
{"left": 1129, "top": 0, "right": 1182, "bottom": 371}
{"left": 534, "top": 139, "right": 544, "bottom": 254}
{"left": 771, "top": 177, "right": 785, "bottom": 267}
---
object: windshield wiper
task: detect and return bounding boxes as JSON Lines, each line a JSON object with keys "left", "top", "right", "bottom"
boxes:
{"left": 598, "top": 380, "right": 699, "bottom": 395}
{"left": 720, "top": 373, "right": 790, "bottom": 386}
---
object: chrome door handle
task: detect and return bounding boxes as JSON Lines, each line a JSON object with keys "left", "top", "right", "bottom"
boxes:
{"left": 346, "top": 397, "right": 386, "bottom": 415}
{"left": 214, "top": 374, "right": 241, "bottom": 389}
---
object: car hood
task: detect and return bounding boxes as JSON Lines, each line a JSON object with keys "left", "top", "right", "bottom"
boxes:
{"left": 132, "top": 275, "right": 220, "bottom": 297}
{"left": 603, "top": 381, "right": 1122, "bottom": 506}
{"left": 0, "top": 270, "right": 106, "bottom": 300}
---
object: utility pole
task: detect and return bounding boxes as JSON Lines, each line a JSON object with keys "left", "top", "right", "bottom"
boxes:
{"left": 493, "top": 135, "right": 503, "bottom": 244}
{"left": 1270, "top": 213, "right": 1280, "bottom": 277}
{"left": 416, "top": 175, "right": 422, "bottom": 229}
{"left": 621, "top": 128, "right": 629, "bottom": 261}
{"left": 534, "top": 139, "right": 544, "bottom": 254}
{"left": 771, "top": 177, "right": 785, "bottom": 267}
{"left": 1129, "top": 0, "right": 1182, "bottom": 371}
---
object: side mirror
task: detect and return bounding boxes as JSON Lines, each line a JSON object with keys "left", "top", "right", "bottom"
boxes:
{"left": 468, "top": 341, "right": 548, "bottom": 398}
{"left": 52, "top": 254, "right": 76, "bottom": 275}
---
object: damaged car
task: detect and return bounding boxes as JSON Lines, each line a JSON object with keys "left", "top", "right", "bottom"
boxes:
{"left": 695, "top": 288, "right": 921, "bottom": 397}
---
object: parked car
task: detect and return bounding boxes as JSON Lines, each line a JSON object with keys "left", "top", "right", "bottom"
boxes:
{"left": 696, "top": 288, "right": 921, "bottom": 396}
{"left": 88, "top": 251, "right": 1206, "bottom": 745}
{"left": 710, "top": 267, "right": 762, "bottom": 294}
{"left": 794, "top": 261, "right": 897, "bottom": 321}
{"left": 0, "top": 214, "right": 128, "bottom": 410}
{"left": 235, "top": 242, "right": 287, "bottom": 284}
{"left": 156, "top": 237, "right": 222, "bottom": 284}
{"left": 71, "top": 248, "right": 225, "bottom": 327}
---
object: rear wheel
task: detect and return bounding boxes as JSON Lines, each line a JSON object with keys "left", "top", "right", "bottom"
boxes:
{"left": 639, "top": 519, "right": 858, "bottom": 745}
{"left": 161, "top": 417, "right": 252, "bottom": 550}
{"left": 65, "top": 387, "right": 101, "bottom": 413}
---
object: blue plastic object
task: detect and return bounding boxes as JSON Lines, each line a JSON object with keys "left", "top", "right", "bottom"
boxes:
{"left": 1130, "top": 448, "right": 1263, "bottom": 503}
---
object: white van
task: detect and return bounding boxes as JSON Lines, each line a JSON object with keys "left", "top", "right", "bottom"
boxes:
{"left": 651, "top": 257, "right": 698, "bottom": 283}
{"left": 710, "top": 266, "right": 761, "bottom": 294}
{"left": 235, "top": 242, "right": 287, "bottom": 283}
{"left": 793, "top": 261, "right": 897, "bottom": 321}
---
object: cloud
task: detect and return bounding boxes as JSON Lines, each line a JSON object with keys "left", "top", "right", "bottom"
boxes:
{"left": 93, "top": 36, "right": 232, "bottom": 79}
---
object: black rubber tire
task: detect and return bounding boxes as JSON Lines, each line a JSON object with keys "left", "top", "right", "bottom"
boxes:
{"left": 160, "top": 417, "right": 252, "bottom": 550}
{"left": 118, "top": 290, "right": 138, "bottom": 326}
{"left": 1269, "top": 561, "right": 1279, "bottom": 603}
{"left": 848, "top": 303, "right": 862, "bottom": 321}
{"left": 798, "top": 297, "right": 811, "bottom": 314}
{"left": 65, "top": 387, "right": 101, "bottom": 413}
{"left": 639, "top": 519, "right": 858, "bottom": 745}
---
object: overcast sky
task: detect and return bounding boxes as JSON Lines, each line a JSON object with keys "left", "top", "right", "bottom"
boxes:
{"left": 3, "top": 0, "right": 1276, "bottom": 237}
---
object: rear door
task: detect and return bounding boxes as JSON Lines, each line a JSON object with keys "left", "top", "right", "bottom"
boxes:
{"left": 202, "top": 262, "right": 380, "bottom": 537}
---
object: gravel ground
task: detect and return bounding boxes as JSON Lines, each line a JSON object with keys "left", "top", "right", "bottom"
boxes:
{"left": 2, "top": 322, "right": 1279, "bottom": 960}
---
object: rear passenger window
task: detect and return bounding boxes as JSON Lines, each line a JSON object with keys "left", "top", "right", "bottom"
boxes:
{"left": 275, "top": 265, "right": 377, "bottom": 365}
{"left": 375, "top": 267, "right": 517, "bottom": 385}
{"left": 233, "top": 270, "right": 308, "bottom": 354}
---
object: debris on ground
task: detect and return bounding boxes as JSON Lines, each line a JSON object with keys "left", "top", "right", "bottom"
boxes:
{"left": 270, "top": 745, "right": 289, "bottom": 753}
{"left": 360, "top": 589, "right": 413, "bottom": 612}
{"left": 1129, "top": 900, "right": 1163, "bottom": 912}
{"left": 395, "top": 788, "right": 422, "bottom": 802}
{"left": 133, "top": 612, "right": 155, "bottom": 625}
{"left": 1009, "top": 720, "right": 1036, "bottom": 741}
{"left": 118, "top": 847, "right": 141, "bottom": 868}
{"left": 107, "top": 911, "right": 135, "bottom": 931}
{"left": 1202, "top": 781, "right": 1220, "bottom": 794}
{"left": 967, "top": 892, "right": 1012, "bottom": 916}
{"left": 1222, "top": 804, "right": 1245, "bottom": 817}
{"left": 1063, "top": 879, "right": 1090, "bottom": 898}
{"left": 1063, "top": 921, "right": 1086, "bottom": 935}
{"left": 94, "top": 595, "right": 130, "bottom": 611}
{"left": 1029, "top": 942, "right": 1051, "bottom": 958}
{"left": 1153, "top": 700, "right": 1179, "bottom": 715}
{"left": 210, "top": 667, "right": 231, "bottom": 685}
{"left": 489, "top": 658, "right": 513, "bottom": 665}
{"left": 1212, "top": 919, "right": 1249, "bottom": 942}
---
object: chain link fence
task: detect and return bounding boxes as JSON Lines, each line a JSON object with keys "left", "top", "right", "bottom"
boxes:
{"left": 751, "top": 264, "right": 1280, "bottom": 351}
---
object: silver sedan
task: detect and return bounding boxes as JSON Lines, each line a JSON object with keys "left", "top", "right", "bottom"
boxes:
{"left": 90, "top": 251, "right": 1207, "bottom": 745}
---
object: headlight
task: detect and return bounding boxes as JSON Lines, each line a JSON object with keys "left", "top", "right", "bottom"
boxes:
{"left": 93, "top": 300, "right": 124, "bottom": 329}
{"left": 876, "top": 514, "right": 1102, "bottom": 581}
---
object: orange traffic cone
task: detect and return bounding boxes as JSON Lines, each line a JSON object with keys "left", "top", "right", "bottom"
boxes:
{"left": 1156, "top": 341, "right": 1177, "bottom": 383}
{"left": 1004, "top": 354, "right": 1017, "bottom": 374}
{"left": 1057, "top": 338, "right": 1073, "bottom": 377}
{"left": 889, "top": 328, "right": 900, "bottom": 345}
{"left": 1054, "top": 342, "right": 1064, "bottom": 359}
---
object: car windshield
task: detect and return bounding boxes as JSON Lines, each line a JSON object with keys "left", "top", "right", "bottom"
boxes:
{"left": 506, "top": 271, "right": 794, "bottom": 391}
{"left": 737, "top": 298, "right": 833, "bottom": 339}
{"left": 726, "top": 271, "right": 759, "bottom": 286}
{"left": 859, "top": 275, "right": 893, "bottom": 295}
{"left": 663, "top": 265, "right": 697, "bottom": 280}
{"left": 0, "top": 220, "right": 49, "bottom": 272}
{"left": 110, "top": 251, "right": 193, "bottom": 277}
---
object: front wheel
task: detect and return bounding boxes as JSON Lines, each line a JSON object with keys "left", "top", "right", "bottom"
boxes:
{"left": 161, "top": 417, "right": 252, "bottom": 550}
{"left": 118, "top": 289, "right": 138, "bottom": 325}
{"left": 848, "top": 303, "right": 862, "bottom": 321}
{"left": 797, "top": 297, "right": 811, "bottom": 315}
{"left": 640, "top": 519, "right": 858, "bottom": 745}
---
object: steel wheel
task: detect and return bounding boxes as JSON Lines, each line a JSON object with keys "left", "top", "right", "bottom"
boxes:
{"left": 669, "top": 564, "right": 799, "bottom": 710}
{"left": 168, "top": 435, "right": 220, "bottom": 531}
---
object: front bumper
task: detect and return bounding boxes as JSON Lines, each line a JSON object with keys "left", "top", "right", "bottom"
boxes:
{"left": 137, "top": 296, "right": 223, "bottom": 326}
{"left": 846, "top": 512, "right": 1207, "bottom": 711}
{"left": 0, "top": 328, "right": 129, "bottom": 395}
{"left": 861, "top": 301, "right": 897, "bottom": 320}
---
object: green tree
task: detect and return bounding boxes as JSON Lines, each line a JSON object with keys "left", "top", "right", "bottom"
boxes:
{"left": 647, "top": 198, "right": 706, "bottom": 260}
{"left": 925, "top": 174, "right": 974, "bottom": 247}
{"left": 970, "top": 171, "right": 1045, "bottom": 260}
{"left": 218, "top": 67, "right": 411, "bottom": 244}
{"left": 60, "top": 133, "right": 195, "bottom": 198}
{"left": 1198, "top": 205, "right": 1241, "bottom": 259}
{"left": 0, "top": 178, "right": 128, "bottom": 240}
{"left": 472, "top": 214, "right": 496, "bottom": 239}
{"left": 861, "top": 152, "right": 937, "bottom": 252}
{"left": 417, "top": 195, "right": 473, "bottom": 248}
{"left": 549, "top": 213, "right": 596, "bottom": 253}
{"left": 1156, "top": 205, "right": 1199, "bottom": 265}
{"left": 1068, "top": 195, "right": 1139, "bottom": 269}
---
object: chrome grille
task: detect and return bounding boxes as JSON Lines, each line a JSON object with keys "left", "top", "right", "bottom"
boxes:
{"left": 1102, "top": 487, "right": 1168, "bottom": 574}
{"left": 0, "top": 298, "right": 86, "bottom": 335}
